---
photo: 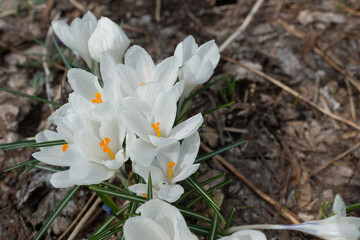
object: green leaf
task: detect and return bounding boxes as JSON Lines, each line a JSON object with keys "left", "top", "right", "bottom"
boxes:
{"left": 188, "top": 224, "right": 224, "bottom": 238}
{"left": 147, "top": 171, "right": 152, "bottom": 200}
{"left": 89, "top": 205, "right": 130, "bottom": 240}
{"left": 0, "top": 87, "right": 61, "bottom": 107}
{"left": 208, "top": 214, "right": 219, "bottom": 240}
{"left": 34, "top": 185, "right": 80, "bottom": 240}
{"left": 90, "top": 185, "right": 147, "bottom": 204}
{"left": 328, "top": 202, "right": 360, "bottom": 217}
{"left": 3, "top": 159, "right": 39, "bottom": 172}
{"left": 19, "top": 160, "right": 39, "bottom": 176}
{"left": 100, "top": 181, "right": 129, "bottom": 194}
{"left": 0, "top": 139, "right": 66, "bottom": 150}
{"left": 225, "top": 207, "right": 237, "bottom": 230}
{"left": 186, "top": 179, "right": 232, "bottom": 208}
{"left": 96, "top": 191, "right": 120, "bottom": 213}
{"left": 176, "top": 206, "right": 212, "bottom": 223}
{"left": 175, "top": 104, "right": 194, "bottom": 125}
{"left": 195, "top": 140, "right": 247, "bottom": 164}
{"left": 34, "top": 164, "right": 62, "bottom": 173}
{"left": 203, "top": 101, "right": 235, "bottom": 116}
{"left": 185, "top": 177, "right": 226, "bottom": 223}
{"left": 176, "top": 172, "right": 226, "bottom": 204}
{"left": 52, "top": 36, "right": 71, "bottom": 70}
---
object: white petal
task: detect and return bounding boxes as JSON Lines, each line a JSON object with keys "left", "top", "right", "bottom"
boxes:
{"left": 333, "top": 194, "right": 346, "bottom": 217}
{"left": 118, "top": 107, "right": 153, "bottom": 141}
{"left": 68, "top": 69, "right": 102, "bottom": 102}
{"left": 195, "top": 40, "right": 220, "bottom": 67}
{"left": 158, "top": 184, "right": 184, "bottom": 203}
{"left": 136, "top": 82, "right": 163, "bottom": 104}
{"left": 140, "top": 199, "right": 197, "bottom": 239}
{"left": 124, "top": 216, "right": 171, "bottom": 240}
{"left": 132, "top": 161, "right": 165, "bottom": 184}
{"left": 170, "top": 113, "right": 203, "bottom": 140}
{"left": 220, "top": 230, "right": 267, "bottom": 240}
{"left": 156, "top": 141, "right": 181, "bottom": 173}
{"left": 172, "top": 164, "right": 199, "bottom": 183}
{"left": 69, "top": 161, "right": 114, "bottom": 185}
{"left": 125, "top": 45, "right": 154, "bottom": 82}
{"left": 100, "top": 52, "right": 116, "bottom": 80}
{"left": 88, "top": 17, "right": 130, "bottom": 62}
{"left": 178, "top": 132, "right": 200, "bottom": 168}
{"left": 50, "top": 170, "right": 75, "bottom": 188}
{"left": 32, "top": 146, "right": 69, "bottom": 167}
{"left": 129, "top": 138, "right": 156, "bottom": 166}
{"left": 174, "top": 35, "right": 198, "bottom": 65}
{"left": 154, "top": 56, "right": 179, "bottom": 90}
{"left": 128, "top": 183, "right": 147, "bottom": 195}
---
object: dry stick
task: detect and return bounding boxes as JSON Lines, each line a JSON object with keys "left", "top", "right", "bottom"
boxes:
{"left": 276, "top": 18, "right": 360, "bottom": 93}
{"left": 58, "top": 192, "right": 97, "bottom": 240}
{"left": 200, "top": 143, "right": 301, "bottom": 224}
{"left": 155, "top": 0, "right": 161, "bottom": 22}
{"left": 219, "top": 0, "right": 265, "bottom": 52}
{"left": 329, "top": 0, "right": 360, "bottom": 17}
{"left": 313, "top": 142, "right": 360, "bottom": 175}
{"left": 68, "top": 0, "right": 86, "bottom": 12}
{"left": 221, "top": 55, "right": 360, "bottom": 131}
{"left": 67, "top": 197, "right": 102, "bottom": 240}
{"left": 345, "top": 78, "right": 357, "bottom": 123}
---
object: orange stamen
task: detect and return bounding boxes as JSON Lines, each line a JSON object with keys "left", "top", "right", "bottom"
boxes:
{"left": 166, "top": 161, "right": 176, "bottom": 179}
{"left": 140, "top": 82, "right": 146, "bottom": 86}
{"left": 91, "top": 92, "right": 103, "bottom": 103}
{"left": 100, "top": 137, "right": 115, "bottom": 160}
{"left": 62, "top": 144, "right": 69, "bottom": 152}
{"left": 151, "top": 122, "right": 161, "bottom": 137}
{"left": 142, "top": 193, "right": 148, "bottom": 198}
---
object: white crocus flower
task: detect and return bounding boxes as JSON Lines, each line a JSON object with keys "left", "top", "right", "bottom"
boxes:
{"left": 49, "top": 108, "right": 128, "bottom": 188}
{"left": 88, "top": 17, "right": 130, "bottom": 63}
{"left": 227, "top": 194, "right": 360, "bottom": 240}
{"left": 119, "top": 84, "right": 203, "bottom": 166}
{"left": 174, "top": 35, "right": 220, "bottom": 101}
{"left": 52, "top": 11, "right": 97, "bottom": 68}
{"left": 131, "top": 132, "right": 200, "bottom": 202}
{"left": 124, "top": 199, "right": 198, "bottom": 240}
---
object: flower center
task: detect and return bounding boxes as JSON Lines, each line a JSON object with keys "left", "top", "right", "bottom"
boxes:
{"left": 62, "top": 144, "right": 69, "bottom": 152}
{"left": 100, "top": 137, "right": 115, "bottom": 160}
{"left": 140, "top": 82, "right": 146, "bottom": 86}
{"left": 151, "top": 122, "right": 161, "bottom": 137}
{"left": 166, "top": 161, "right": 176, "bottom": 179}
{"left": 91, "top": 92, "right": 103, "bottom": 103}
{"left": 142, "top": 193, "right": 148, "bottom": 198}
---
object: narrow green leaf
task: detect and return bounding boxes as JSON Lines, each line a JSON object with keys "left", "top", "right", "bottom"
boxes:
{"left": 3, "top": 159, "right": 38, "bottom": 172}
{"left": 19, "top": 160, "right": 39, "bottom": 176}
{"left": 91, "top": 59, "right": 96, "bottom": 74}
{"left": 34, "top": 185, "right": 80, "bottom": 240}
{"left": 328, "top": 202, "right": 360, "bottom": 217}
{"left": 225, "top": 207, "right": 237, "bottom": 230}
{"left": 89, "top": 205, "right": 130, "bottom": 240}
{"left": 187, "top": 179, "right": 232, "bottom": 208}
{"left": 96, "top": 191, "right": 120, "bottom": 213}
{"left": 0, "top": 87, "right": 61, "bottom": 107}
{"left": 34, "top": 164, "right": 62, "bottom": 173}
{"left": 96, "top": 224, "right": 124, "bottom": 240}
{"left": 147, "top": 171, "right": 152, "bottom": 200}
{"left": 188, "top": 224, "right": 224, "bottom": 238}
{"left": 0, "top": 139, "right": 66, "bottom": 150}
{"left": 175, "top": 104, "right": 194, "bottom": 125}
{"left": 100, "top": 182, "right": 129, "bottom": 194}
{"left": 176, "top": 172, "right": 226, "bottom": 204}
{"left": 203, "top": 101, "right": 235, "bottom": 116}
{"left": 176, "top": 206, "right": 212, "bottom": 223}
{"left": 52, "top": 36, "right": 71, "bottom": 70}
{"left": 208, "top": 214, "right": 219, "bottom": 240}
{"left": 90, "top": 185, "right": 147, "bottom": 204}
{"left": 185, "top": 177, "right": 226, "bottom": 223}
{"left": 195, "top": 140, "right": 247, "bottom": 164}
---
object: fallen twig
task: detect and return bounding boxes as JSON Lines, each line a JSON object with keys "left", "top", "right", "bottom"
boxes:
{"left": 329, "top": 0, "right": 360, "bottom": 17}
{"left": 200, "top": 142, "right": 301, "bottom": 224}
{"left": 219, "top": 0, "right": 264, "bottom": 52}
{"left": 277, "top": 18, "right": 360, "bottom": 92}
{"left": 221, "top": 55, "right": 360, "bottom": 131}
{"left": 313, "top": 141, "right": 360, "bottom": 175}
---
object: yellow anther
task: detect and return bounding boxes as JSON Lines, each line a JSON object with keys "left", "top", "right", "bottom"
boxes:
{"left": 166, "top": 161, "right": 176, "bottom": 179}
{"left": 100, "top": 137, "right": 115, "bottom": 160}
{"left": 91, "top": 92, "right": 103, "bottom": 103}
{"left": 140, "top": 82, "right": 146, "bottom": 86}
{"left": 142, "top": 193, "right": 148, "bottom": 198}
{"left": 151, "top": 122, "right": 161, "bottom": 137}
{"left": 62, "top": 144, "right": 69, "bottom": 152}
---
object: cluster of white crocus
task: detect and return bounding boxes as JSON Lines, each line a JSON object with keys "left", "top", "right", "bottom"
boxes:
{"left": 34, "top": 12, "right": 219, "bottom": 201}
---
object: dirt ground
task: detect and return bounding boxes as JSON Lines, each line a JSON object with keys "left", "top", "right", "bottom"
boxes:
{"left": 0, "top": 0, "right": 360, "bottom": 239}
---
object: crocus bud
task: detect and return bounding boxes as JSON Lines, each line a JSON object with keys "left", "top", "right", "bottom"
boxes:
{"left": 88, "top": 17, "right": 130, "bottom": 63}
